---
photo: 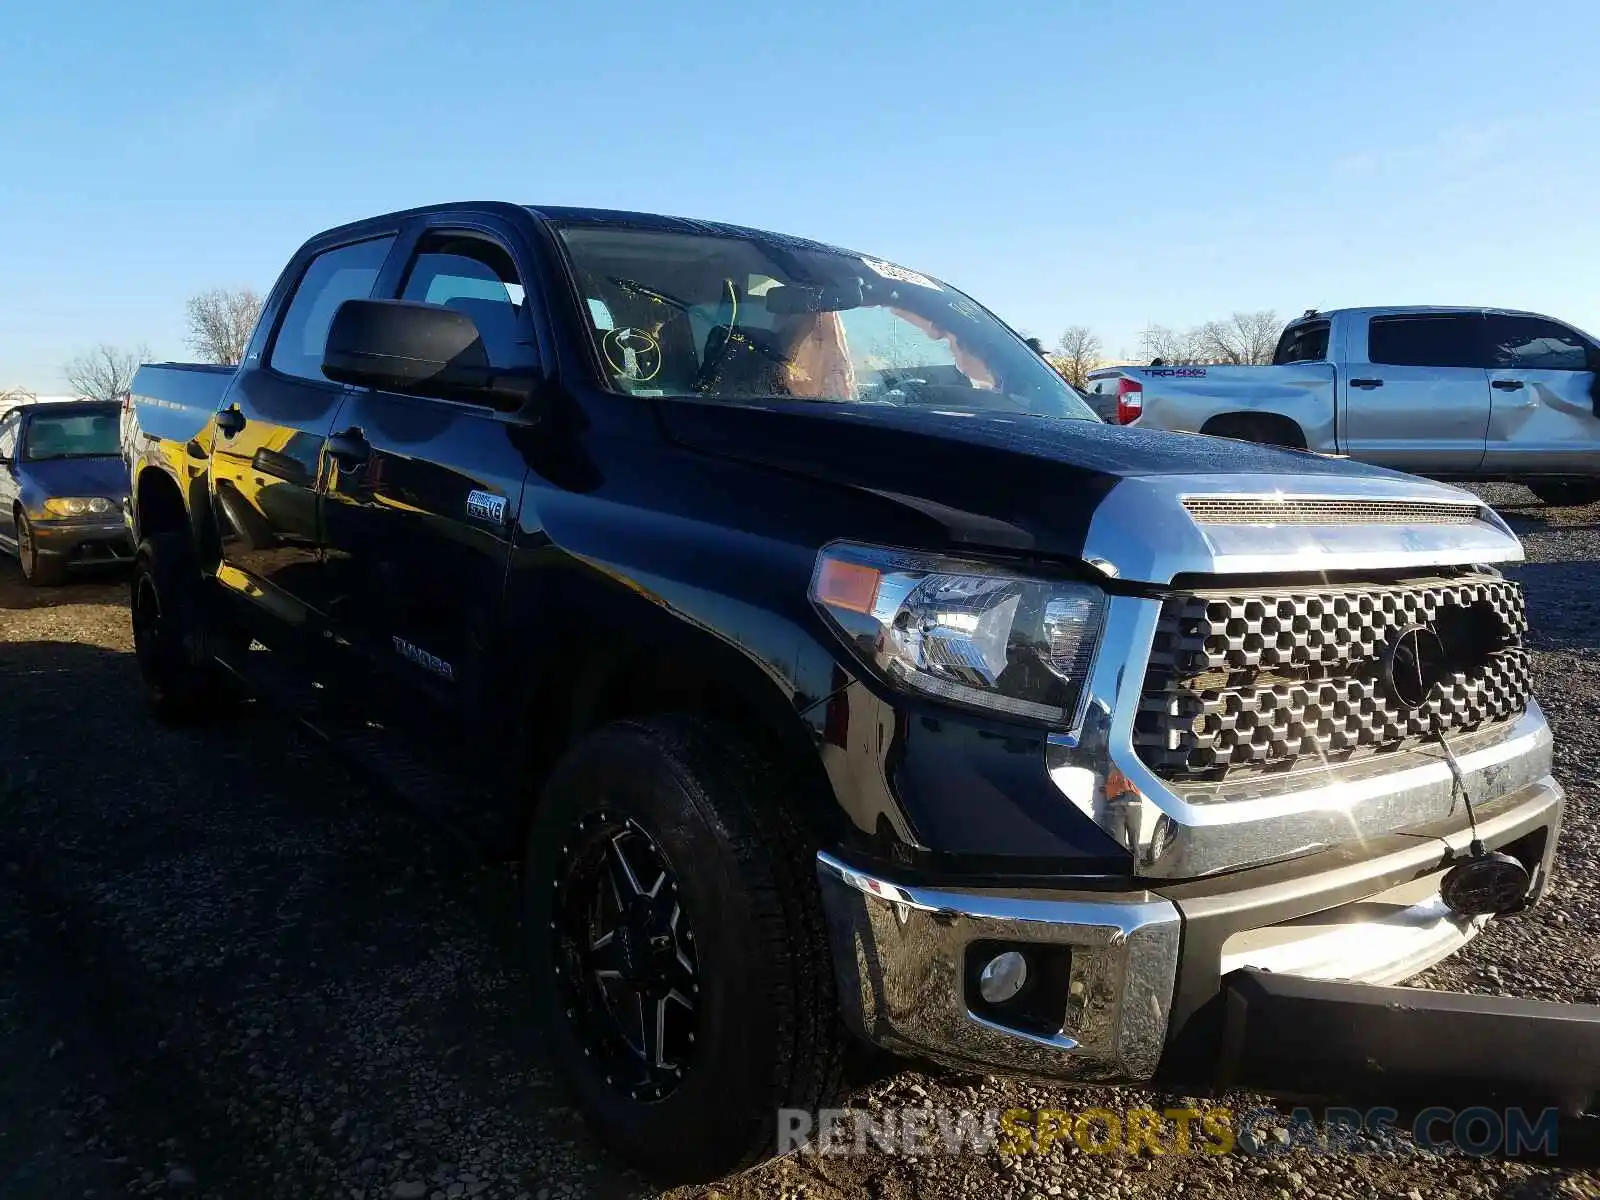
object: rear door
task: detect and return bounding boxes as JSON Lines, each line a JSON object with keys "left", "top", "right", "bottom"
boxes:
{"left": 1481, "top": 313, "right": 1600, "bottom": 475}
{"left": 210, "top": 233, "right": 398, "bottom": 639}
{"left": 318, "top": 218, "right": 537, "bottom": 734}
{"left": 1340, "top": 312, "right": 1492, "bottom": 473}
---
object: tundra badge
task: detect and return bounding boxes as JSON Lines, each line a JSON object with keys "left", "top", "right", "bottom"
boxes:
{"left": 392, "top": 636, "right": 456, "bottom": 682}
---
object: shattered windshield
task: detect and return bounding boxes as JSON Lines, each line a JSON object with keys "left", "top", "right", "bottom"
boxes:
{"left": 553, "top": 223, "right": 1097, "bottom": 421}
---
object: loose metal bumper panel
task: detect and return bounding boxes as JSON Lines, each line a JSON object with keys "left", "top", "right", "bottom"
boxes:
{"left": 1216, "top": 968, "right": 1600, "bottom": 1116}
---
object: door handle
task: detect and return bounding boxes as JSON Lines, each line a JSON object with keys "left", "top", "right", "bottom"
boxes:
{"left": 327, "top": 427, "right": 371, "bottom": 469}
{"left": 215, "top": 406, "right": 246, "bottom": 438}
{"left": 1491, "top": 379, "right": 1525, "bottom": 391}
{"left": 1349, "top": 378, "right": 1384, "bottom": 390}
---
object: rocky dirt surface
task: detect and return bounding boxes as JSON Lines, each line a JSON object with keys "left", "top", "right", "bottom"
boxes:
{"left": 0, "top": 485, "right": 1595, "bottom": 1200}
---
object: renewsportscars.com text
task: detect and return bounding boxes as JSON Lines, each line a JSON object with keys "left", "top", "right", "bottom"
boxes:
{"left": 776, "top": 1105, "right": 1563, "bottom": 1159}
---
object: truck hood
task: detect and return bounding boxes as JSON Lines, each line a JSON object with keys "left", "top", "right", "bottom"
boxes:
{"left": 659, "top": 401, "right": 1523, "bottom": 584}
{"left": 21, "top": 454, "right": 128, "bottom": 501}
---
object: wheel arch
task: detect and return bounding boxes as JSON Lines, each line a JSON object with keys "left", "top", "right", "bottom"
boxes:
{"left": 509, "top": 589, "right": 848, "bottom": 851}
{"left": 1200, "top": 410, "right": 1309, "bottom": 449}
{"left": 133, "top": 463, "right": 187, "bottom": 540}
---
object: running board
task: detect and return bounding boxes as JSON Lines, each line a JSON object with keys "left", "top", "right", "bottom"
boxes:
{"left": 214, "top": 642, "right": 494, "bottom": 858}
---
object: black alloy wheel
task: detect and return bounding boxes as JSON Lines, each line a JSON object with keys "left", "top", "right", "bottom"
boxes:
{"left": 523, "top": 716, "right": 849, "bottom": 1183}
{"left": 551, "top": 813, "right": 700, "bottom": 1101}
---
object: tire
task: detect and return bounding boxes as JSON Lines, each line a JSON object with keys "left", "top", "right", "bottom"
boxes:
{"left": 524, "top": 716, "right": 847, "bottom": 1183}
{"left": 1528, "top": 480, "right": 1600, "bottom": 508}
{"left": 130, "top": 532, "right": 235, "bottom": 724}
{"left": 15, "top": 511, "right": 66, "bottom": 587}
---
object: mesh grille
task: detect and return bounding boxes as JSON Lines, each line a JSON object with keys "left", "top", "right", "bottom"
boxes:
{"left": 1182, "top": 497, "right": 1484, "bottom": 526}
{"left": 1135, "top": 573, "right": 1530, "bottom": 782}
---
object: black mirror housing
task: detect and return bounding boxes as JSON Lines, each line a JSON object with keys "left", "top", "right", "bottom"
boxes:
{"left": 322, "top": 299, "right": 534, "bottom": 412}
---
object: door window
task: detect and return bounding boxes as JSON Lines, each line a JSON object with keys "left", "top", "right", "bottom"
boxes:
{"left": 0, "top": 415, "right": 18, "bottom": 460}
{"left": 1366, "top": 314, "right": 1485, "bottom": 368}
{"left": 269, "top": 237, "right": 396, "bottom": 382}
{"left": 399, "top": 233, "right": 536, "bottom": 372}
{"left": 1485, "top": 315, "right": 1592, "bottom": 371}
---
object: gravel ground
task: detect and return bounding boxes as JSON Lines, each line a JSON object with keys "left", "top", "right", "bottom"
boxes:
{"left": 0, "top": 484, "right": 1595, "bottom": 1200}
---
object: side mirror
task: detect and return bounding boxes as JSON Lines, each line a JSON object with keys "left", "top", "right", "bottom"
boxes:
{"left": 321, "top": 298, "right": 536, "bottom": 413}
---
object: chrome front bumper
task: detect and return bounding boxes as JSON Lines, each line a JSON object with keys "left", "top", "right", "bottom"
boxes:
{"left": 816, "top": 774, "right": 1564, "bottom": 1084}
{"left": 816, "top": 854, "right": 1181, "bottom": 1081}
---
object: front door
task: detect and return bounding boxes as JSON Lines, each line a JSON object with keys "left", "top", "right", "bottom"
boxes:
{"left": 210, "top": 234, "right": 396, "bottom": 641}
{"left": 1481, "top": 312, "right": 1600, "bottom": 476}
{"left": 1341, "top": 311, "right": 1492, "bottom": 474}
{"left": 319, "top": 224, "right": 537, "bottom": 738}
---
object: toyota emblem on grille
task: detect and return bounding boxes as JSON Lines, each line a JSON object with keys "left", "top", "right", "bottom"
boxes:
{"left": 1382, "top": 622, "right": 1447, "bottom": 711}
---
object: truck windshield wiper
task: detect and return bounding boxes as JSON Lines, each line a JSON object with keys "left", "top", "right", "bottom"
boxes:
{"left": 609, "top": 276, "right": 692, "bottom": 311}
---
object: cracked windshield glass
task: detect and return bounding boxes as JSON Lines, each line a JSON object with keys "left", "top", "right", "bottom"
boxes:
{"left": 555, "top": 223, "right": 1097, "bottom": 421}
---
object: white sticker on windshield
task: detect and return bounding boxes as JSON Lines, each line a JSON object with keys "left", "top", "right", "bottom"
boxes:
{"left": 861, "top": 257, "right": 942, "bottom": 291}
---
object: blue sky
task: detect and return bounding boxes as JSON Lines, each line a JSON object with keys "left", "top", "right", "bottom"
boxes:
{"left": 4, "top": 0, "right": 1598, "bottom": 390}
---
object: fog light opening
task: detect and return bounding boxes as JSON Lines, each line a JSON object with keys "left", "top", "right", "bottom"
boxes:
{"left": 978, "top": 950, "right": 1029, "bottom": 1004}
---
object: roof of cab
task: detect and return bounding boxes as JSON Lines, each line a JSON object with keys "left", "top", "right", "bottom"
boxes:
{"left": 297, "top": 201, "right": 868, "bottom": 261}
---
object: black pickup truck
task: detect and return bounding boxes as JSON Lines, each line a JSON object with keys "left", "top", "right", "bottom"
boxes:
{"left": 124, "top": 202, "right": 1594, "bottom": 1180}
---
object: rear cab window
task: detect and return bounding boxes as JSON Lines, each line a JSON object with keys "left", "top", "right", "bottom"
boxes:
{"left": 1365, "top": 313, "right": 1486, "bottom": 368}
{"left": 1272, "top": 320, "right": 1330, "bottom": 364}
{"left": 269, "top": 237, "right": 396, "bottom": 382}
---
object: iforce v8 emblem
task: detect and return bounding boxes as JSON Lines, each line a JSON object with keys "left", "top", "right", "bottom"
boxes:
{"left": 466, "top": 489, "right": 508, "bottom": 525}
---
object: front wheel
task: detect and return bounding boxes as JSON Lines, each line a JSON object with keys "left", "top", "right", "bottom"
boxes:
{"left": 16, "top": 511, "right": 66, "bottom": 587}
{"left": 524, "top": 716, "right": 847, "bottom": 1183}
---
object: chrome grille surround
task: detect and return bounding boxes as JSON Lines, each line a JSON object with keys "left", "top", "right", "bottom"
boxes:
{"left": 1134, "top": 573, "right": 1531, "bottom": 782}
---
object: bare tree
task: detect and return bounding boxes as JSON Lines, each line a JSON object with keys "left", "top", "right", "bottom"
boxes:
{"left": 1054, "top": 325, "right": 1103, "bottom": 389}
{"left": 1, "top": 386, "right": 36, "bottom": 408}
{"left": 64, "top": 344, "right": 147, "bottom": 402}
{"left": 185, "top": 287, "right": 264, "bottom": 365}
{"left": 1192, "top": 310, "right": 1282, "bottom": 366}
{"left": 1136, "top": 324, "right": 1203, "bottom": 365}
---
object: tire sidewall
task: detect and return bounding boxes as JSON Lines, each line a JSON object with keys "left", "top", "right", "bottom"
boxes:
{"left": 131, "top": 533, "right": 218, "bottom": 719}
{"left": 524, "top": 723, "right": 793, "bottom": 1173}
{"left": 18, "top": 512, "right": 35, "bottom": 579}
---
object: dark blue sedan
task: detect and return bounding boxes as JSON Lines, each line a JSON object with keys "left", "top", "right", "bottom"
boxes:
{"left": 0, "top": 400, "right": 132, "bottom": 586}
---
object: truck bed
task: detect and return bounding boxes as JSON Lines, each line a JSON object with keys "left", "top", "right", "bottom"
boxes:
{"left": 124, "top": 362, "right": 235, "bottom": 458}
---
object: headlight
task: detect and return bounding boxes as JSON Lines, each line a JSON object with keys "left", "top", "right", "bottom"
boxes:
{"left": 810, "top": 542, "right": 1106, "bottom": 725}
{"left": 43, "top": 496, "right": 115, "bottom": 517}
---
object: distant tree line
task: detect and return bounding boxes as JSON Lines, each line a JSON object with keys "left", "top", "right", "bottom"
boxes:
{"left": 57, "top": 287, "right": 265, "bottom": 400}
{"left": 1039, "top": 310, "right": 1284, "bottom": 389}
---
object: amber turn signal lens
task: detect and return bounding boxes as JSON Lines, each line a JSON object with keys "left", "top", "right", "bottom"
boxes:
{"left": 815, "top": 557, "right": 881, "bottom": 614}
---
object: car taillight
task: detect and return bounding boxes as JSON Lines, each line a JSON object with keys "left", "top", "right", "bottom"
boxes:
{"left": 1115, "top": 377, "right": 1143, "bottom": 425}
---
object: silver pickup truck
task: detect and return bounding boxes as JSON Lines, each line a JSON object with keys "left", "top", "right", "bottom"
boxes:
{"left": 1088, "top": 306, "right": 1600, "bottom": 506}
